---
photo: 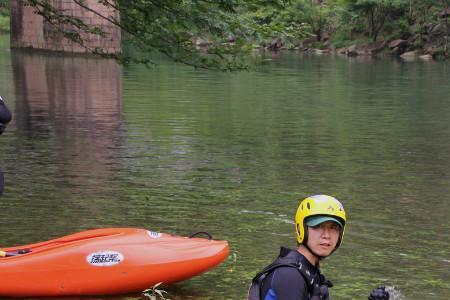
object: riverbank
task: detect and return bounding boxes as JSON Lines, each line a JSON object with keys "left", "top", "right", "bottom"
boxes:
{"left": 266, "top": 38, "right": 443, "bottom": 62}
{"left": 258, "top": 24, "right": 450, "bottom": 62}
{"left": 247, "top": 3, "right": 450, "bottom": 62}
{"left": 3, "top": 4, "right": 450, "bottom": 64}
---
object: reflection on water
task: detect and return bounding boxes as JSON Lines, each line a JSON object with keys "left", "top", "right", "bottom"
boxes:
{"left": 1, "top": 49, "right": 125, "bottom": 245}
{"left": 0, "top": 36, "right": 449, "bottom": 300}
{"left": 12, "top": 49, "right": 123, "bottom": 190}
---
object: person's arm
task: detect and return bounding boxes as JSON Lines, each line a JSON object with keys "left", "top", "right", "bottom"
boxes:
{"left": 268, "top": 267, "right": 309, "bottom": 300}
{"left": 0, "top": 95, "right": 12, "bottom": 135}
{"left": 0, "top": 95, "right": 12, "bottom": 196}
{"left": 0, "top": 170, "right": 3, "bottom": 196}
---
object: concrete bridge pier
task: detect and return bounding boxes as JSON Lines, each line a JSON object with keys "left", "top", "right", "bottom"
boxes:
{"left": 10, "top": 0, "right": 121, "bottom": 54}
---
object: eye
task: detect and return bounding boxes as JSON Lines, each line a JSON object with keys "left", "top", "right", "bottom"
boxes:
{"left": 330, "top": 224, "right": 340, "bottom": 231}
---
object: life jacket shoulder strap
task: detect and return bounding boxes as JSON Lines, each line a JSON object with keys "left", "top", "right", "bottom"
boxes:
{"left": 250, "top": 253, "right": 313, "bottom": 293}
{"left": 248, "top": 248, "right": 332, "bottom": 300}
{"left": 248, "top": 259, "right": 306, "bottom": 300}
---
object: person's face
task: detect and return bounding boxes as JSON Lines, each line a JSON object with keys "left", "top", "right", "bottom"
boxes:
{"left": 306, "top": 221, "right": 340, "bottom": 257}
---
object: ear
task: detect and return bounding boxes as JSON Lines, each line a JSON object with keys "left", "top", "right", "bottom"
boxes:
{"left": 299, "top": 223, "right": 308, "bottom": 245}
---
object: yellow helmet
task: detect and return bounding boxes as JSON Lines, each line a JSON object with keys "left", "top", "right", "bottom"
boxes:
{"left": 295, "top": 195, "right": 346, "bottom": 249}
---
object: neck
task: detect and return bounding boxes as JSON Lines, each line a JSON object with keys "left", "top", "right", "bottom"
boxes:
{"left": 297, "top": 244, "right": 319, "bottom": 266}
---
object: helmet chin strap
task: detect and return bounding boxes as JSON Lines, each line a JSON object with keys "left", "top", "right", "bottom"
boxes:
{"left": 304, "top": 241, "right": 326, "bottom": 262}
{"left": 301, "top": 225, "right": 343, "bottom": 263}
{"left": 300, "top": 225, "right": 326, "bottom": 262}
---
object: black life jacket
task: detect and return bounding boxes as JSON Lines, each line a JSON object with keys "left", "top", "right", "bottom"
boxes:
{"left": 247, "top": 247, "right": 333, "bottom": 300}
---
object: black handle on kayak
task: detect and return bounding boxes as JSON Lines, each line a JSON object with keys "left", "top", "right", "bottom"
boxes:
{"left": 0, "top": 249, "right": 32, "bottom": 257}
{"left": 189, "top": 231, "right": 213, "bottom": 240}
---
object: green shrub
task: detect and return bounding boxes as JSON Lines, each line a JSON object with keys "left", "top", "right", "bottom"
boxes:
{"left": 383, "top": 17, "right": 410, "bottom": 40}
{"left": 0, "top": 15, "right": 9, "bottom": 32}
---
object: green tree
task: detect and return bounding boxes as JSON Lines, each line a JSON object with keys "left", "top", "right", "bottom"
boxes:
{"left": 302, "top": 0, "right": 335, "bottom": 42}
{"left": 408, "top": 0, "right": 450, "bottom": 48}
{"left": 241, "top": 0, "right": 335, "bottom": 49}
{"left": 339, "top": 0, "right": 408, "bottom": 41}
{"left": 24, "top": 0, "right": 274, "bottom": 70}
{"left": 0, "top": 0, "right": 10, "bottom": 32}
{"left": 237, "top": 1, "right": 310, "bottom": 49}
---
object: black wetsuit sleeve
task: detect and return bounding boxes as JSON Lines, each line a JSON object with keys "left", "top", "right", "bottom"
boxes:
{"left": 268, "top": 267, "right": 309, "bottom": 300}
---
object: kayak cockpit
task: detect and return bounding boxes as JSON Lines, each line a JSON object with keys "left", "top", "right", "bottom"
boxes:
{"left": 0, "top": 248, "right": 32, "bottom": 257}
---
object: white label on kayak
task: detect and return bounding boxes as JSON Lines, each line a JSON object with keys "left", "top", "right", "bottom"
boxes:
{"left": 86, "top": 250, "right": 124, "bottom": 266}
{"left": 147, "top": 230, "right": 162, "bottom": 238}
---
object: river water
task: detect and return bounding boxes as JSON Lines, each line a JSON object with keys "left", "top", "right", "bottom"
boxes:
{"left": 0, "top": 34, "right": 449, "bottom": 299}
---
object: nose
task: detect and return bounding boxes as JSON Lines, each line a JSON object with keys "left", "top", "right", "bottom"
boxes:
{"left": 320, "top": 227, "right": 332, "bottom": 239}
{"left": 322, "top": 228, "right": 330, "bottom": 238}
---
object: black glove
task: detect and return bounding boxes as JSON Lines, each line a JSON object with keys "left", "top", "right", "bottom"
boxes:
{"left": 368, "top": 285, "right": 390, "bottom": 300}
{"left": 311, "top": 284, "right": 330, "bottom": 300}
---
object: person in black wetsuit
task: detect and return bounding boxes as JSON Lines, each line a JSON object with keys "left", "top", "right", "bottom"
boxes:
{"left": 0, "top": 95, "right": 12, "bottom": 196}
{"left": 248, "top": 195, "right": 347, "bottom": 300}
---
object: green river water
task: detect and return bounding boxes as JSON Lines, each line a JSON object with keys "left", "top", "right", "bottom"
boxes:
{"left": 0, "top": 35, "right": 449, "bottom": 299}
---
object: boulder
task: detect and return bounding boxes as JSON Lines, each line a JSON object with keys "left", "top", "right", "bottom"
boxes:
{"left": 347, "top": 45, "right": 358, "bottom": 56}
{"left": 431, "top": 23, "right": 447, "bottom": 35}
{"left": 439, "top": 7, "right": 450, "bottom": 18}
{"left": 315, "top": 49, "right": 331, "bottom": 55}
{"left": 400, "top": 51, "right": 418, "bottom": 61}
{"left": 391, "top": 47, "right": 403, "bottom": 55}
{"left": 424, "top": 45, "right": 441, "bottom": 56}
{"left": 299, "top": 36, "right": 318, "bottom": 49}
{"left": 336, "top": 47, "right": 347, "bottom": 55}
{"left": 344, "top": 42, "right": 385, "bottom": 56}
{"left": 419, "top": 54, "right": 433, "bottom": 61}
{"left": 267, "top": 37, "right": 283, "bottom": 50}
{"left": 366, "top": 41, "right": 386, "bottom": 55}
{"left": 389, "top": 39, "right": 407, "bottom": 49}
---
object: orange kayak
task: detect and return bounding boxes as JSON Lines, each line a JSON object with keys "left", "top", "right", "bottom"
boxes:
{"left": 0, "top": 228, "right": 229, "bottom": 297}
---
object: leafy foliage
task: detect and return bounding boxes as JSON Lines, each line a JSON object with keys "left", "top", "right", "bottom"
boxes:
{"left": 24, "top": 0, "right": 256, "bottom": 70}
{"left": 337, "top": 0, "right": 410, "bottom": 41}
{"left": 0, "top": 0, "right": 9, "bottom": 30}
{"left": 239, "top": 1, "right": 310, "bottom": 48}
{"left": 12, "top": 0, "right": 450, "bottom": 64}
{"left": 143, "top": 282, "right": 170, "bottom": 300}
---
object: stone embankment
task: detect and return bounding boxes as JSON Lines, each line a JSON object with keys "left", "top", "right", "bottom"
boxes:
{"left": 10, "top": 0, "right": 121, "bottom": 54}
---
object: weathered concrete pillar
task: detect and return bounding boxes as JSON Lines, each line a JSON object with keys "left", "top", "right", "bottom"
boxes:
{"left": 10, "top": 0, "right": 121, "bottom": 54}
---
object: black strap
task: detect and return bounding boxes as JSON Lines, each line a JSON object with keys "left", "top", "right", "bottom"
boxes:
{"left": 251, "top": 248, "right": 333, "bottom": 300}
{"left": 252, "top": 253, "right": 314, "bottom": 294}
{"left": 188, "top": 231, "right": 213, "bottom": 240}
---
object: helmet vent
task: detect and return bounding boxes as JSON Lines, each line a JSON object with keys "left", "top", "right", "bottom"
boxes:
{"left": 307, "top": 202, "right": 310, "bottom": 210}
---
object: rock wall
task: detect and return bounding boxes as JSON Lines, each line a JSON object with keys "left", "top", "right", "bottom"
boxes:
{"left": 10, "top": 0, "right": 121, "bottom": 54}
